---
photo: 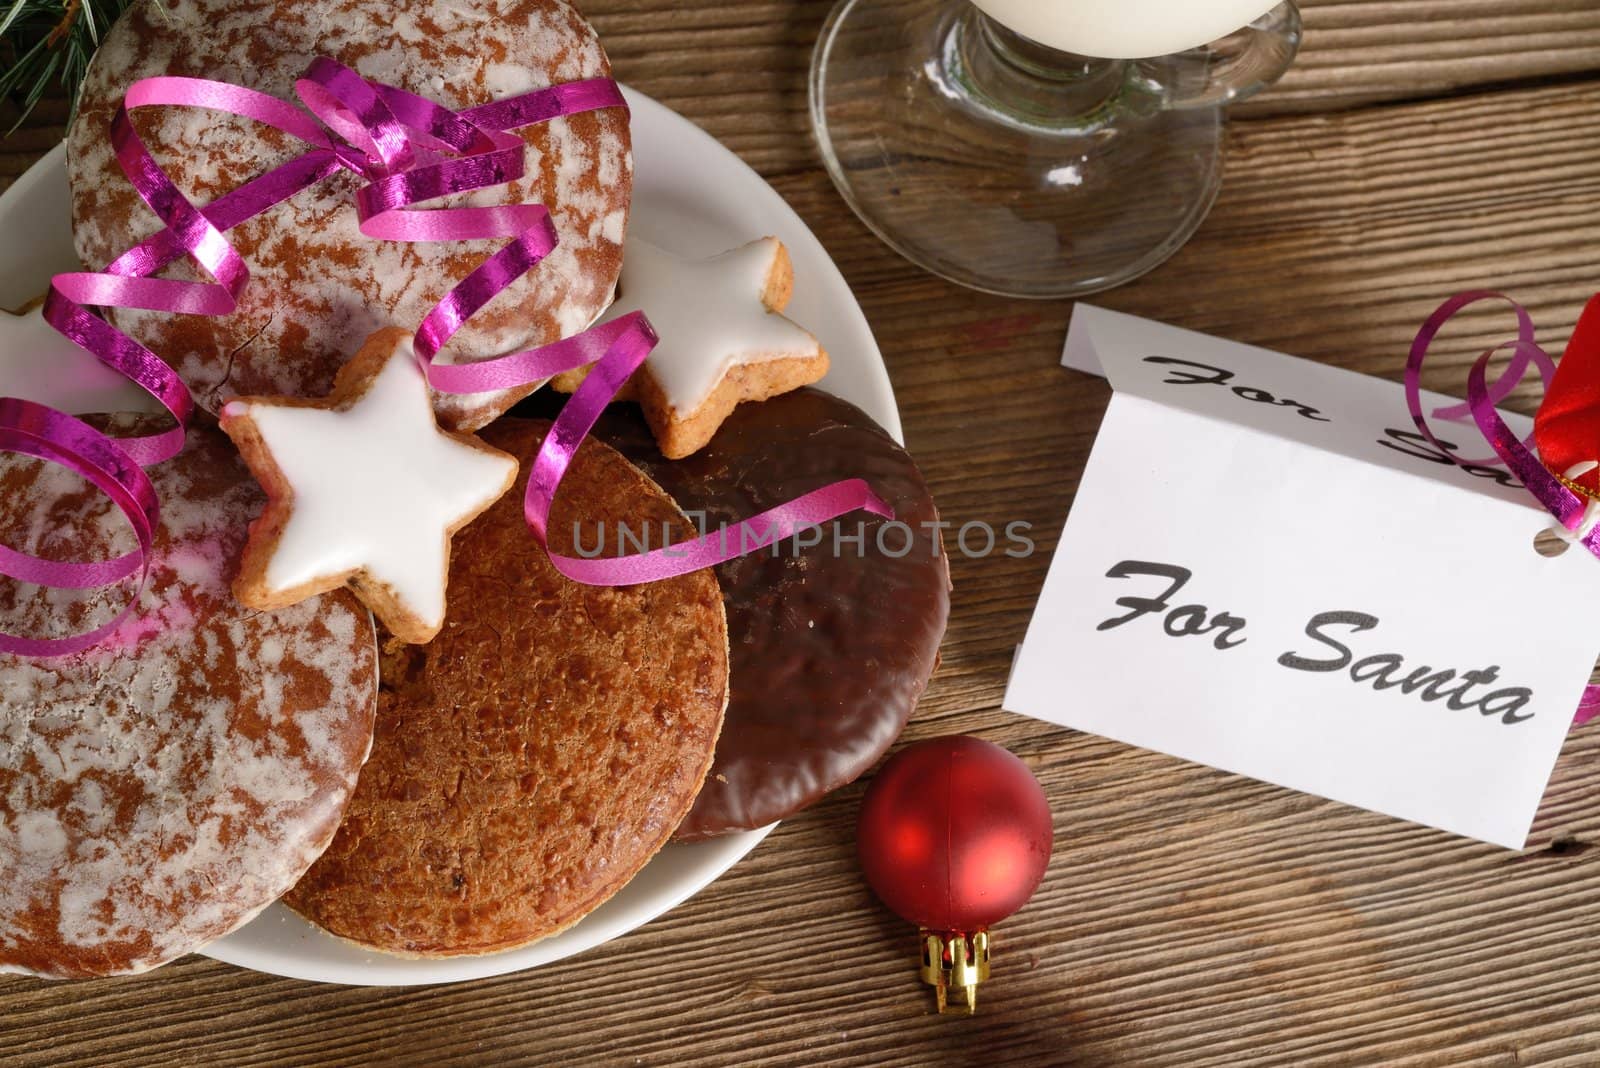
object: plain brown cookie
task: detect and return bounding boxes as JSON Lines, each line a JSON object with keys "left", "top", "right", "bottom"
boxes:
{"left": 66, "top": 0, "right": 631, "bottom": 432}
{"left": 0, "top": 423, "right": 378, "bottom": 979}
{"left": 283, "top": 418, "right": 728, "bottom": 957}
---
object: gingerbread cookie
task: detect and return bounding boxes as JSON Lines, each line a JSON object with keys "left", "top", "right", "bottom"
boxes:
{"left": 598, "top": 389, "right": 950, "bottom": 839}
{"left": 284, "top": 418, "right": 728, "bottom": 957}
{"left": 554, "top": 237, "right": 829, "bottom": 458}
{"left": 0, "top": 423, "right": 378, "bottom": 978}
{"left": 66, "top": 0, "right": 631, "bottom": 431}
{"left": 220, "top": 328, "right": 518, "bottom": 645}
{"left": 0, "top": 297, "right": 159, "bottom": 416}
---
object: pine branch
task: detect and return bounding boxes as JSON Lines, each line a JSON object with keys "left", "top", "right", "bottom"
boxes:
{"left": 0, "top": 0, "right": 151, "bottom": 133}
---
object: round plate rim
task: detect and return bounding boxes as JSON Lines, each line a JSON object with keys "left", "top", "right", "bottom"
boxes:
{"left": 0, "top": 82, "right": 896, "bottom": 985}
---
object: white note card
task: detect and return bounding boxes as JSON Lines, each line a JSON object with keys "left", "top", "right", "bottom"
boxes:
{"left": 1003, "top": 305, "right": 1600, "bottom": 848}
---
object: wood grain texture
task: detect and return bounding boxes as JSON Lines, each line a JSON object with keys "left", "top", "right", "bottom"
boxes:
{"left": 4, "top": 1, "right": 1600, "bottom": 1065}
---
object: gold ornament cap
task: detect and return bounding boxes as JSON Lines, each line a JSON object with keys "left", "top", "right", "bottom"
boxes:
{"left": 920, "top": 930, "right": 991, "bottom": 1015}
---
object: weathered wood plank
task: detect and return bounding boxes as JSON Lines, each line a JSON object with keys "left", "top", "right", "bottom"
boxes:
{"left": 6, "top": 0, "right": 1600, "bottom": 187}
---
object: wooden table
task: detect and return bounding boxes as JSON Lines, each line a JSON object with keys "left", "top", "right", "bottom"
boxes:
{"left": 4, "top": 1, "right": 1600, "bottom": 1063}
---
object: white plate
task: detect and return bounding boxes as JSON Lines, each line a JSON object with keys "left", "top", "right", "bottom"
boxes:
{"left": 0, "top": 85, "right": 896, "bottom": 985}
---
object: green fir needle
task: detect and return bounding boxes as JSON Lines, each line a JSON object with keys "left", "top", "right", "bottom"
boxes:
{"left": 0, "top": 0, "right": 161, "bottom": 133}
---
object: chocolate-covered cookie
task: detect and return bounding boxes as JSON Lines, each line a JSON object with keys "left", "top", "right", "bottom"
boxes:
{"left": 599, "top": 388, "right": 950, "bottom": 839}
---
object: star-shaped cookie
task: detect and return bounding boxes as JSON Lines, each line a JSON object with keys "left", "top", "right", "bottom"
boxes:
{"left": 554, "top": 237, "right": 829, "bottom": 459}
{"left": 219, "top": 328, "right": 518, "bottom": 644}
{"left": 1, "top": 297, "right": 161, "bottom": 416}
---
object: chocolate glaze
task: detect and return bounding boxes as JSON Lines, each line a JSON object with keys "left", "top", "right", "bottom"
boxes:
{"left": 597, "top": 388, "right": 950, "bottom": 839}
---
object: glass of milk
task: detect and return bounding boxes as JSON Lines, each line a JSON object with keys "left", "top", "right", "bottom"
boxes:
{"left": 809, "top": 0, "right": 1301, "bottom": 297}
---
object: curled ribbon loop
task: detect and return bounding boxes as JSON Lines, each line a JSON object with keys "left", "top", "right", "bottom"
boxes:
{"left": 0, "top": 398, "right": 157, "bottom": 657}
{"left": 1405, "top": 293, "right": 1583, "bottom": 536}
{"left": 1405, "top": 292, "right": 1600, "bottom": 725}
{"left": 1, "top": 60, "right": 891, "bottom": 655}
{"left": 520, "top": 312, "right": 893, "bottom": 584}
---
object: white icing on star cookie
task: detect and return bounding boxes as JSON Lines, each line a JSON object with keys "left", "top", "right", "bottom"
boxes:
{"left": 579, "top": 237, "right": 829, "bottom": 459}
{"left": 220, "top": 329, "right": 519, "bottom": 643}
{"left": 0, "top": 299, "right": 161, "bottom": 416}
{"left": 606, "top": 238, "right": 822, "bottom": 414}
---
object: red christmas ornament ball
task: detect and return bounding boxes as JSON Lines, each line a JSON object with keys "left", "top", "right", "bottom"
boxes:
{"left": 857, "top": 735, "right": 1052, "bottom": 933}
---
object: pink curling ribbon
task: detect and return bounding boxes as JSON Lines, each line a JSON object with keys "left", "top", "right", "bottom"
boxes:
{"left": 1403, "top": 291, "right": 1600, "bottom": 726}
{"left": 0, "top": 59, "right": 890, "bottom": 656}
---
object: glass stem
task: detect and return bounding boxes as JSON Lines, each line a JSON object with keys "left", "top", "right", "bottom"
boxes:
{"left": 946, "top": 7, "right": 1127, "bottom": 130}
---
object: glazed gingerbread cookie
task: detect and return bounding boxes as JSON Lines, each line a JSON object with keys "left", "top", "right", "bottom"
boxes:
{"left": 219, "top": 328, "right": 518, "bottom": 644}
{"left": 284, "top": 418, "right": 728, "bottom": 957}
{"left": 554, "top": 237, "right": 829, "bottom": 458}
{"left": 67, "top": 0, "right": 631, "bottom": 431}
{"left": 0, "top": 422, "right": 377, "bottom": 978}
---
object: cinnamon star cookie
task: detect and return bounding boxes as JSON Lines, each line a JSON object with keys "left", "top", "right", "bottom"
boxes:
{"left": 555, "top": 237, "right": 829, "bottom": 458}
{"left": 220, "top": 328, "right": 518, "bottom": 645}
{"left": 0, "top": 296, "right": 159, "bottom": 416}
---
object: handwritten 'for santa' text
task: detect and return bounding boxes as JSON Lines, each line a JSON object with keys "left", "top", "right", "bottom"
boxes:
{"left": 1097, "top": 559, "right": 1533, "bottom": 725}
